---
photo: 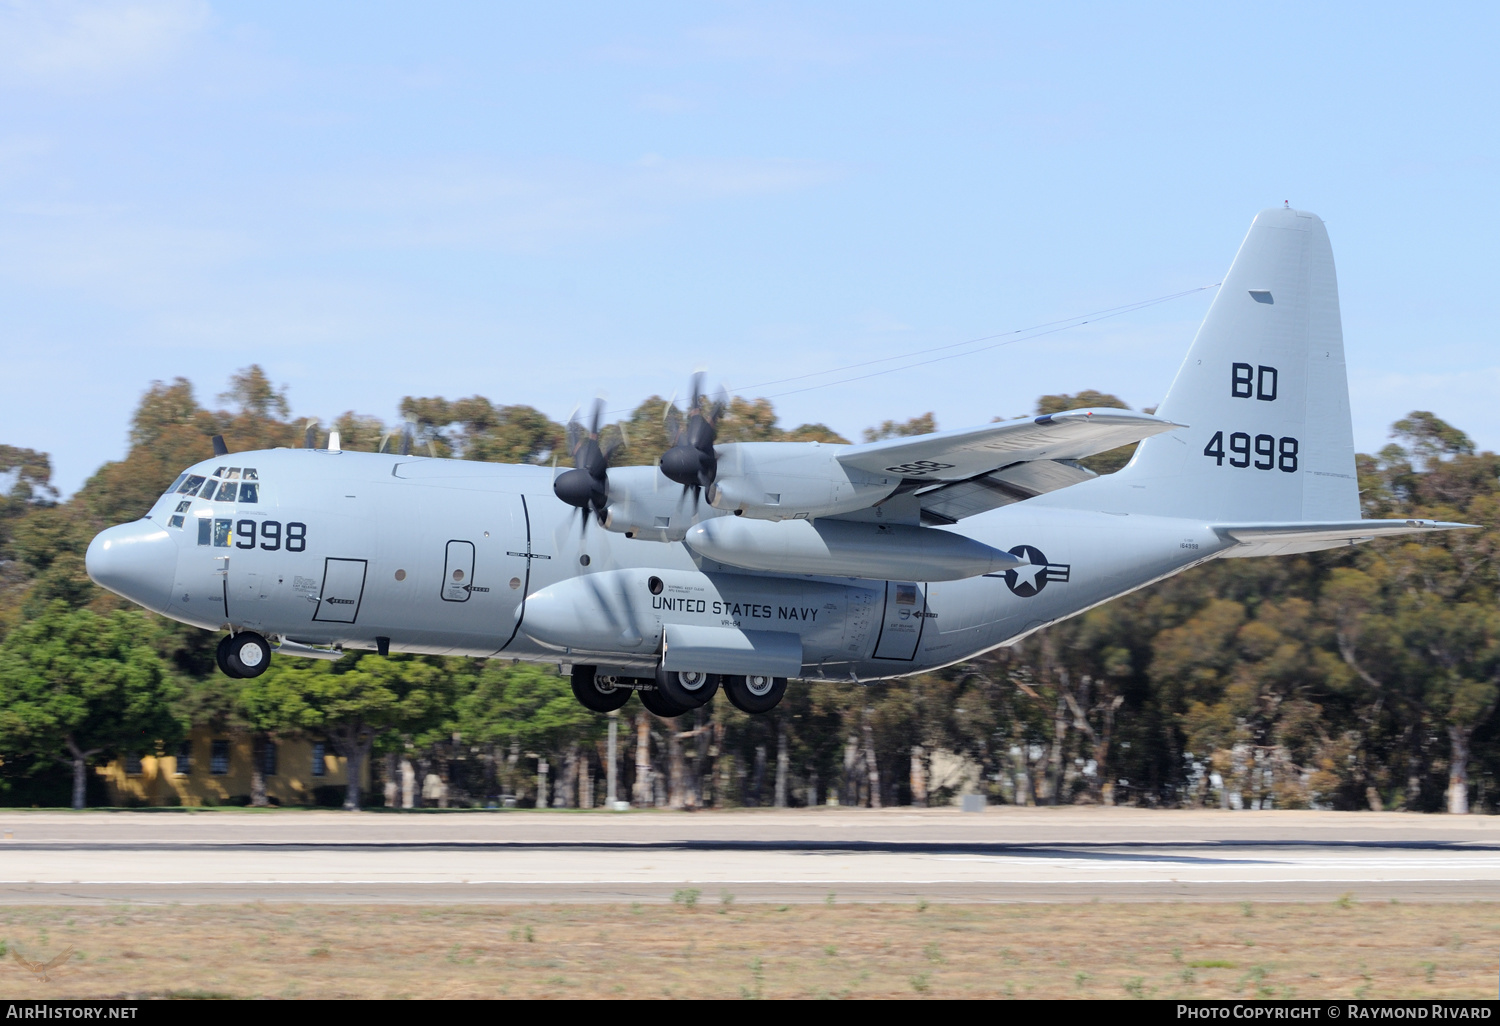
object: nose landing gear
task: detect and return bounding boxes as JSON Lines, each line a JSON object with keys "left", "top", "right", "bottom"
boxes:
{"left": 216, "top": 632, "right": 272, "bottom": 678}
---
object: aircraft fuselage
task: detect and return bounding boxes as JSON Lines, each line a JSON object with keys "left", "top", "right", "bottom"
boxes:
{"left": 103, "top": 446, "right": 1227, "bottom": 682}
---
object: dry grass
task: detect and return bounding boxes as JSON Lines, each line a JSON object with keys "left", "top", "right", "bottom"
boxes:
{"left": 2, "top": 900, "right": 1497, "bottom": 999}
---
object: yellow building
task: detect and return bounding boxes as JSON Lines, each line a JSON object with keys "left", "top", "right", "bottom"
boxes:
{"left": 98, "top": 725, "right": 368, "bottom": 807}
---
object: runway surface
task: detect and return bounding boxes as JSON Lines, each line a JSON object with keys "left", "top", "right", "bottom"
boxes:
{"left": 1, "top": 807, "right": 1497, "bottom": 904}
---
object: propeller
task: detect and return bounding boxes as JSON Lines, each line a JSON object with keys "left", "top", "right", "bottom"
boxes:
{"left": 660, "top": 373, "right": 725, "bottom": 508}
{"left": 379, "top": 420, "right": 435, "bottom": 457}
{"left": 553, "top": 399, "right": 620, "bottom": 532}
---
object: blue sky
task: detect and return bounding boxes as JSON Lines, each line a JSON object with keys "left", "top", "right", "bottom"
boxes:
{"left": 3, "top": 1, "right": 1497, "bottom": 495}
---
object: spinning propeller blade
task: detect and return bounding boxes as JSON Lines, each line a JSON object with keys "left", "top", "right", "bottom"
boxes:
{"left": 660, "top": 372, "right": 725, "bottom": 510}
{"left": 553, "top": 398, "right": 616, "bottom": 534}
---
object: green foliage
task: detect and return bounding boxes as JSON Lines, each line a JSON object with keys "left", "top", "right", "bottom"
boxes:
{"left": 398, "top": 396, "right": 565, "bottom": 464}
{"left": 862, "top": 412, "right": 936, "bottom": 442}
{"left": 219, "top": 365, "right": 291, "bottom": 420}
{"left": 454, "top": 661, "right": 601, "bottom": 753}
{"left": 0, "top": 603, "right": 184, "bottom": 794}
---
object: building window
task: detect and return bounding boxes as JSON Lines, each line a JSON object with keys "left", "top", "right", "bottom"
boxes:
{"left": 255, "top": 738, "right": 277, "bottom": 777}
{"left": 312, "top": 742, "right": 326, "bottom": 777}
{"left": 176, "top": 740, "right": 192, "bottom": 775}
{"left": 211, "top": 739, "right": 230, "bottom": 775}
{"left": 124, "top": 752, "right": 142, "bottom": 776}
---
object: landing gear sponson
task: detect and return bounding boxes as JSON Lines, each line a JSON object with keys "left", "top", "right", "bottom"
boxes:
{"left": 569, "top": 664, "right": 786, "bottom": 718}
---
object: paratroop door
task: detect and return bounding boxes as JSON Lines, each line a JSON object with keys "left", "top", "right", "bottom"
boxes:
{"left": 442, "top": 540, "right": 476, "bottom": 602}
{"left": 313, "top": 558, "right": 368, "bottom": 623}
{"left": 872, "top": 580, "right": 926, "bottom": 660}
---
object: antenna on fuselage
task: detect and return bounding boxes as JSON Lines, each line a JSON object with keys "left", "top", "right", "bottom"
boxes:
{"left": 211, "top": 434, "right": 229, "bottom": 457}
{"left": 303, "top": 420, "right": 320, "bottom": 449}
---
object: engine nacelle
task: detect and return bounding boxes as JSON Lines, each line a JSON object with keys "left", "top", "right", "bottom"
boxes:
{"left": 594, "top": 465, "right": 713, "bottom": 542}
{"left": 706, "top": 442, "right": 897, "bottom": 521}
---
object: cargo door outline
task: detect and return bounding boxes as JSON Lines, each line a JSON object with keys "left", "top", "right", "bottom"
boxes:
{"left": 313, "top": 558, "right": 368, "bottom": 623}
{"left": 872, "top": 581, "right": 926, "bottom": 661}
{"left": 441, "top": 540, "right": 476, "bottom": 602}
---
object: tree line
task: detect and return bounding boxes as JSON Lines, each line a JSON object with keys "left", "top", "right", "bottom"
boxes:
{"left": 0, "top": 368, "right": 1495, "bottom": 813}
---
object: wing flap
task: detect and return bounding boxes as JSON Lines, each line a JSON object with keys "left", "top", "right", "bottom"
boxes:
{"left": 914, "top": 459, "right": 1097, "bottom": 524}
{"left": 836, "top": 408, "right": 1181, "bottom": 483}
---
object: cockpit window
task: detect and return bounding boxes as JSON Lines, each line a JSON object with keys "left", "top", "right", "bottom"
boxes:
{"left": 179, "top": 468, "right": 261, "bottom": 503}
{"left": 166, "top": 472, "right": 189, "bottom": 495}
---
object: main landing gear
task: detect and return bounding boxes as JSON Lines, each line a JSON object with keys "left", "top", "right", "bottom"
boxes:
{"left": 568, "top": 665, "right": 787, "bottom": 718}
{"left": 216, "top": 631, "right": 271, "bottom": 679}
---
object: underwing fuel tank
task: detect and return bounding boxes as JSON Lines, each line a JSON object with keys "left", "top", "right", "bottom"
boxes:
{"left": 519, "top": 568, "right": 883, "bottom": 670}
{"left": 683, "top": 517, "right": 1024, "bottom": 581}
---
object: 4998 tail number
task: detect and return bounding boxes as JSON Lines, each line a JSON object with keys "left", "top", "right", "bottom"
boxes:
{"left": 1203, "top": 431, "right": 1298, "bottom": 472}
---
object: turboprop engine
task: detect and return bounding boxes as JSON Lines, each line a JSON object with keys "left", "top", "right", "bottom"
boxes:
{"left": 684, "top": 517, "right": 1024, "bottom": 581}
{"left": 705, "top": 442, "right": 899, "bottom": 520}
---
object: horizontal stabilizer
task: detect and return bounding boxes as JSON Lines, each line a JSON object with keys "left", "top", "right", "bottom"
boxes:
{"left": 1214, "top": 518, "right": 1474, "bottom": 558}
{"left": 837, "top": 408, "right": 1181, "bottom": 483}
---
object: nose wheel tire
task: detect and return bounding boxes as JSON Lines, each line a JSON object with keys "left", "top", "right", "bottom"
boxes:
{"left": 654, "top": 668, "right": 719, "bottom": 709}
{"left": 638, "top": 686, "right": 691, "bottom": 718}
{"left": 570, "top": 665, "right": 633, "bottom": 712}
{"left": 723, "top": 674, "right": 787, "bottom": 714}
{"left": 218, "top": 632, "right": 272, "bottom": 678}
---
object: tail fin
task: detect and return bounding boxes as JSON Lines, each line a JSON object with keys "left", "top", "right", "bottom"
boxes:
{"left": 1087, "top": 206, "right": 1358, "bottom": 522}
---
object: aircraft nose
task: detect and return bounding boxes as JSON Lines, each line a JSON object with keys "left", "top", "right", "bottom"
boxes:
{"left": 86, "top": 520, "right": 178, "bottom": 613}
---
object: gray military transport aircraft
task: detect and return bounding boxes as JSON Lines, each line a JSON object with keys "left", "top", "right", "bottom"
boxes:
{"left": 86, "top": 207, "right": 1468, "bottom": 718}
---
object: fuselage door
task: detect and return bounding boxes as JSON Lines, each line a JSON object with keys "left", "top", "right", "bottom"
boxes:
{"left": 872, "top": 580, "right": 927, "bottom": 661}
{"left": 313, "top": 558, "right": 368, "bottom": 623}
{"left": 442, "top": 540, "right": 476, "bottom": 602}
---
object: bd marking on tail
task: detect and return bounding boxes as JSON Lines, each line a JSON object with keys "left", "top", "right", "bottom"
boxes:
{"left": 1232, "top": 362, "right": 1279, "bottom": 401}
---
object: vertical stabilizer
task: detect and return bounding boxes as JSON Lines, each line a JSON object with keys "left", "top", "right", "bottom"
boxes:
{"left": 1075, "top": 207, "right": 1358, "bottom": 522}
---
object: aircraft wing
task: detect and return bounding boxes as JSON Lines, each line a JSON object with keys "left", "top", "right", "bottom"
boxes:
{"left": 835, "top": 408, "right": 1182, "bottom": 483}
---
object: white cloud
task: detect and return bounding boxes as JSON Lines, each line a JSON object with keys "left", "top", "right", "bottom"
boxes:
{"left": 0, "top": 0, "right": 208, "bottom": 86}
